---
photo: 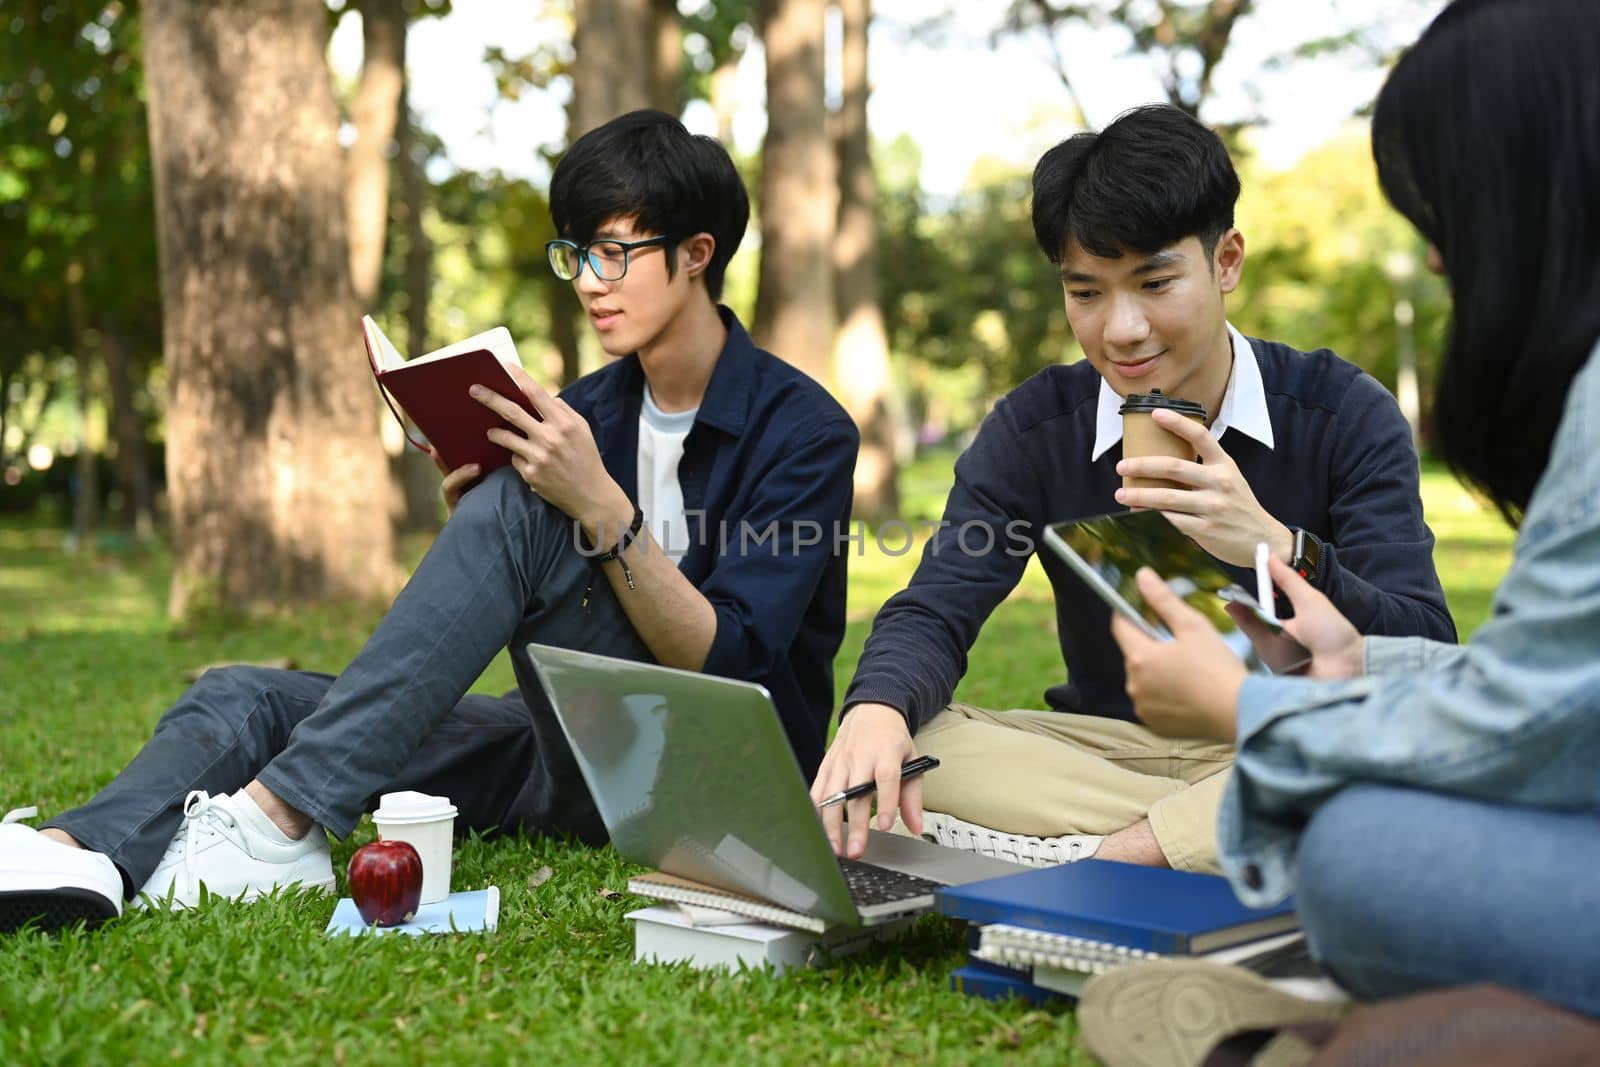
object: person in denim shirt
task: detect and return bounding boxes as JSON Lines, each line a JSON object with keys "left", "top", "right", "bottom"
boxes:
{"left": 1110, "top": 0, "right": 1600, "bottom": 1017}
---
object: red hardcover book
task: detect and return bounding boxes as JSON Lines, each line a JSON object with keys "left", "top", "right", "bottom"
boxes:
{"left": 361, "top": 315, "right": 541, "bottom": 473}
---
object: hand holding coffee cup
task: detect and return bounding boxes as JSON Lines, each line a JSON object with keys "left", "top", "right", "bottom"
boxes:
{"left": 1116, "top": 401, "right": 1296, "bottom": 568}
{"left": 1119, "top": 390, "right": 1208, "bottom": 492}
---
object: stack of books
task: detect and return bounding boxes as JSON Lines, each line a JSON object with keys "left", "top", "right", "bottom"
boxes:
{"left": 626, "top": 871, "right": 914, "bottom": 974}
{"left": 936, "top": 860, "right": 1303, "bottom": 1003}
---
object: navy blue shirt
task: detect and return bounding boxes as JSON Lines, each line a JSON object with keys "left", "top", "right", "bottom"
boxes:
{"left": 560, "top": 308, "right": 859, "bottom": 779}
{"left": 846, "top": 337, "right": 1457, "bottom": 732}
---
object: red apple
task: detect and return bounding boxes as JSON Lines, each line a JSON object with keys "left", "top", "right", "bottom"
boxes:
{"left": 348, "top": 840, "right": 423, "bottom": 927}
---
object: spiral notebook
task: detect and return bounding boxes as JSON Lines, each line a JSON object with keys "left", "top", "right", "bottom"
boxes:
{"left": 627, "top": 871, "right": 827, "bottom": 933}
{"left": 975, "top": 924, "right": 1307, "bottom": 973}
{"left": 962, "top": 927, "right": 1309, "bottom": 1001}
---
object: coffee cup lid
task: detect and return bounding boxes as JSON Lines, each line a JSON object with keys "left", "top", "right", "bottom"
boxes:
{"left": 1119, "top": 389, "right": 1207, "bottom": 419}
{"left": 373, "top": 790, "right": 458, "bottom": 824}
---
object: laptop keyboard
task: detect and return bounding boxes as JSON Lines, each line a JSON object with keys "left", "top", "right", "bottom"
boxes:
{"left": 838, "top": 857, "right": 941, "bottom": 907}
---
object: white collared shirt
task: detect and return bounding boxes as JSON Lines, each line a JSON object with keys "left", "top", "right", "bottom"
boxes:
{"left": 1090, "top": 323, "right": 1276, "bottom": 462}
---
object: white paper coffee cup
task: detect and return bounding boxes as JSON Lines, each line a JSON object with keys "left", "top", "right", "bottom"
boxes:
{"left": 372, "top": 791, "right": 457, "bottom": 905}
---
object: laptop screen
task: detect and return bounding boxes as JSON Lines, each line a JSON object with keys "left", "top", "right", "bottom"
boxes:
{"left": 525, "top": 644, "right": 861, "bottom": 927}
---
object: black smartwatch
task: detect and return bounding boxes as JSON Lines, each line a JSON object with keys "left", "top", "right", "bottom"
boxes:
{"left": 1291, "top": 527, "right": 1324, "bottom": 585}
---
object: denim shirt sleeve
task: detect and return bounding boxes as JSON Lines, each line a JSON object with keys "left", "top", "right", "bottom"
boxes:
{"left": 1363, "top": 634, "right": 1470, "bottom": 676}
{"left": 1218, "top": 344, "right": 1600, "bottom": 907}
{"left": 700, "top": 418, "right": 858, "bottom": 683}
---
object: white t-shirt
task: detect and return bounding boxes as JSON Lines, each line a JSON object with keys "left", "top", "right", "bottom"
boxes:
{"left": 637, "top": 385, "right": 698, "bottom": 563}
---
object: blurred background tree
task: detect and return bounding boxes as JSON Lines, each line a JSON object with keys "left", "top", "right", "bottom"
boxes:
{"left": 0, "top": 0, "right": 1452, "bottom": 620}
{"left": 0, "top": 0, "right": 160, "bottom": 540}
{"left": 143, "top": 0, "right": 400, "bottom": 614}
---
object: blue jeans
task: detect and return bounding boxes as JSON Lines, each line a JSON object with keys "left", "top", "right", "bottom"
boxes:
{"left": 1295, "top": 784, "right": 1600, "bottom": 1017}
{"left": 49, "top": 469, "right": 650, "bottom": 898}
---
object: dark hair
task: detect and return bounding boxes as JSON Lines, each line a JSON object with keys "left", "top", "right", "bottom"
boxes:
{"left": 549, "top": 110, "right": 750, "bottom": 301}
{"left": 1031, "top": 104, "right": 1240, "bottom": 264}
{"left": 1373, "top": 0, "right": 1600, "bottom": 524}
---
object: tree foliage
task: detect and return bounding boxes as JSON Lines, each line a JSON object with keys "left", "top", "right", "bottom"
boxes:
{"left": 877, "top": 138, "right": 1075, "bottom": 409}
{"left": 0, "top": 1, "right": 160, "bottom": 480}
{"left": 1000, "top": 0, "right": 1256, "bottom": 124}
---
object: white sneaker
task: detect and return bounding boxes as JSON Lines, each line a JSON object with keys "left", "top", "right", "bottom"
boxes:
{"left": 921, "top": 810, "right": 1103, "bottom": 867}
{"left": 0, "top": 806, "right": 124, "bottom": 933}
{"left": 133, "top": 790, "right": 335, "bottom": 909}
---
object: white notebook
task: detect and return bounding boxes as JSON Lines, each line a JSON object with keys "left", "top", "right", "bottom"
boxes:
{"left": 627, "top": 871, "right": 825, "bottom": 933}
{"left": 629, "top": 906, "right": 911, "bottom": 974}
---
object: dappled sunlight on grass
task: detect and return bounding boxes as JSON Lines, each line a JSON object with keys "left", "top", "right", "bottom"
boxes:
{"left": 0, "top": 527, "right": 172, "bottom": 639}
{"left": 0, "top": 460, "right": 1521, "bottom": 1066}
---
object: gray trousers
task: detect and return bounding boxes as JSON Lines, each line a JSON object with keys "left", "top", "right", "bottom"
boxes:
{"left": 49, "top": 469, "right": 651, "bottom": 898}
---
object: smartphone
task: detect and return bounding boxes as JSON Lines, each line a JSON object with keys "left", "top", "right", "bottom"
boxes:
{"left": 1042, "top": 509, "right": 1311, "bottom": 677}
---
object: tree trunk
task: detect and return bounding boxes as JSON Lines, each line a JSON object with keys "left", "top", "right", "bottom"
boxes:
{"left": 832, "top": 0, "right": 899, "bottom": 523}
{"left": 754, "top": 0, "right": 836, "bottom": 385}
{"left": 548, "top": 97, "right": 586, "bottom": 387}
{"left": 571, "top": 0, "right": 656, "bottom": 137}
{"left": 0, "top": 363, "right": 10, "bottom": 465}
{"left": 346, "top": 0, "right": 408, "bottom": 311}
{"left": 547, "top": 280, "right": 583, "bottom": 388}
{"left": 72, "top": 384, "right": 99, "bottom": 550}
{"left": 65, "top": 275, "right": 99, "bottom": 549}
{"left": 144, "top": 0, "right": 398, "bottom": 617}
{"left": 392, "top": 86, "right": 443, "bottom": 532}
{"left": 97, "top": 316, "right": 157, "bottom": 537}
{"left": 709, "top": 59, "right": 740, "bottom": 145}
{"left": 649, "top": 0, "right": 683, "bottom": 115}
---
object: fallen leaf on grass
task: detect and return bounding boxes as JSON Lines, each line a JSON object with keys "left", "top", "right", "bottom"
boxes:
{"left": 181, "top": 658, "right": 297, "bottom": 682}
{"left": 989, "top": 1025, "right": 1021, "bottom": 1050}
{"left": 527, "top": 866, "right": 553, "bottom": 889}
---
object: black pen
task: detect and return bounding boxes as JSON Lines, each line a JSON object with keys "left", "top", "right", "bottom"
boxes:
{"left": 817, "top": 755, "right": 941, "bottom": 808}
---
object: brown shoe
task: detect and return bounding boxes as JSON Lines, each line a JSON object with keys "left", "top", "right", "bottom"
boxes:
{"left": 1077, "top": 959, "right": 1349, "bottom": 1067}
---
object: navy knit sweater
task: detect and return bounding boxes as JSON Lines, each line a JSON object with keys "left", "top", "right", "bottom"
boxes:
{"left": 845, "top": 337, "right": 1457, "bottom": 730}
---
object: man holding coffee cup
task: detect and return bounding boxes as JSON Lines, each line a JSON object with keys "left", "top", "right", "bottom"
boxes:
{"left": 811, "top": 104, "right": 1456, "bottom": 874}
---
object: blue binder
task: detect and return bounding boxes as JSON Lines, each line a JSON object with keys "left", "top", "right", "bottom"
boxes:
{"left": 936, "top": 859, "right": 1295, "bottom": 955}
{"left": 949, "top": 959, "right": 1069, "bottom": 1006}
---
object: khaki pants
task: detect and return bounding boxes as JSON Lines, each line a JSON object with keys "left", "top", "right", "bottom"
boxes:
{"left": 915, "top": 702, "right": 1235, "bottom": 873}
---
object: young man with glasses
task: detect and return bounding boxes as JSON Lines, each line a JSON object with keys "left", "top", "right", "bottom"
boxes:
{"left": 811, "top": 104, "right": 1455, "bottom": 875}
{"left": 2, "top": 110, "right": 858, "bottom": 931}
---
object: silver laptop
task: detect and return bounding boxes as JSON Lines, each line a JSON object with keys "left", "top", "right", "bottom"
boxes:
{"left": 526, "top": 643, "right": 1024, "bottom": 929}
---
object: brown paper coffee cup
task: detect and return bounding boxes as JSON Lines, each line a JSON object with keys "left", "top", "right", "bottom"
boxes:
{"left": 1120, "top": 390, "right": 1207, "bottom": 491}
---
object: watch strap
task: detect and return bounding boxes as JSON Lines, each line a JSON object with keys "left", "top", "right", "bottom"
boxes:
{"left": 1292, "top": 527, "right": 1324, "bottom": 583}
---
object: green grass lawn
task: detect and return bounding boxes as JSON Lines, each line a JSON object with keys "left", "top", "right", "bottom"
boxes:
{"left": 0, "top": 461, "right": 1512, "bottom": 1065}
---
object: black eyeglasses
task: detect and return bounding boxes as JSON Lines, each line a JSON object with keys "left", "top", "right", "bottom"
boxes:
{"left": 545, "top": 235, "right": 675, "bottom": 282}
